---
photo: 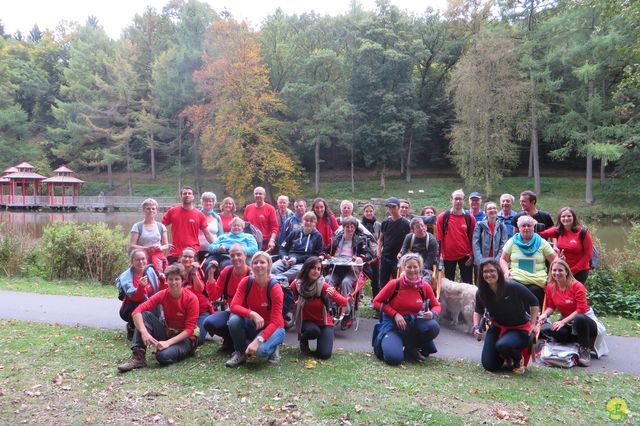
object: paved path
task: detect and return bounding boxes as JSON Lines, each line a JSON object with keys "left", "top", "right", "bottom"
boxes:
{"left": 1, "top": 290, "right": 639, "bottom": 375}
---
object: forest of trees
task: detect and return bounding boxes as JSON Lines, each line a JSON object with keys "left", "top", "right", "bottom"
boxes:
{"left": 0, "top": 0, "right": 637, "bottom": 203}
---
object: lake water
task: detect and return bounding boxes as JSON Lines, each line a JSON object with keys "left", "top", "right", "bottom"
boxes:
{"left": 0, "top": 211, "right": 633, "bottom": 252}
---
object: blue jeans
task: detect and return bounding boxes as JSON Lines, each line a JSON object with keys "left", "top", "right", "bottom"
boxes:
{"left": 131, "top": 311, "right": 194, "bottom": 365}
{"left": 481, "top": 325, "right": 530, "bottom": 371}
{"left": 203, "top": 310, "right": 231, "bottom": 342}
{"left": 380, "top": 318, "right": 440, "bottom": 366}
{"left": 300, "top": 320, "right": 335, "bottom": 360}
{"left": 196, "top": 311, "right": 210, "bottom": 346}
{"left": 227, "top": 314, "right": 285, "bottom": 358}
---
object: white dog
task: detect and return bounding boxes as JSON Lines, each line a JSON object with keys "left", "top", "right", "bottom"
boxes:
{"left": 440, "top": 278, "right": 477, "bottom": 333}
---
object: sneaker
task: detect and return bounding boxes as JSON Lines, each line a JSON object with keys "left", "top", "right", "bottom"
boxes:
{"left": 118, "top": 347, "right": 147, "bottom": 372}
{"left": 512, "top": 358, "right": 525, "bottom": 374}
{"left": 578, "top": 346, "right": 591, "bottom": 367}
{"left": 299, "top": 339, "right": 311, "bottom": 356}
{"left": 268, "top": 346, "right": 281, "bottom": 365}
{"left": 373, "top": 310, "right": 381, "bottom": 320}
{"left": 407, "top": 347, "right": 426, "bottom": 363}
{"left": 225, "top": 351, "right": 246, "bottom": 368}
{"left": 217, "top": 340, "right": 233, "bottom": 354}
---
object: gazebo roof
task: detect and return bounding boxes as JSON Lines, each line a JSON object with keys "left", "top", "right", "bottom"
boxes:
{"left": 4, "top": 171, "right": 47, "bottom": 180}
{"left": 3, "top": 166, "right": 18, "bottom": 174}
{"left": 53, "top": 166, "right": 74, "bottom": 174}
{"left": 0, "top": 177, "right": 9, "bottom": 183}
{"left": 42, "top": 176, "right": 85, "bottom": 184}
{"left": 14, "top": 162, "right": 35, "bottom": 169}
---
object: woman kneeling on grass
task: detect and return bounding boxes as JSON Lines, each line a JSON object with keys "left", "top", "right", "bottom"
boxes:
{"left": 117, "top": 249, "right": 162, "bottom": 340}
{"left": 472, "top": 258, "right": 539, "bottom": 374}
{"left": 293, "top": 256, "right": 349, "bottom": 359}
{"left": 118, "top": 263, "right": 199, "bottom": 372}
{"left": 225, "top": 251, "right": 286, "bottom": 368}
{"left": 372, "top": 253, "right": 441, "bottom": 366}
{"left": 538, "top": 259, "right": 608, "bottom": 366}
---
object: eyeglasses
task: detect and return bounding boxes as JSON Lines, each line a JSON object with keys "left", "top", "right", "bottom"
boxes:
{"left": 482, "top": 269, "right": 498, "bottom": 274}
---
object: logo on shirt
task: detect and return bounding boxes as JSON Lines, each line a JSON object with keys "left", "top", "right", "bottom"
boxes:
{"left": 188, "top": 219, "right": 196, "bottom": 223}
{"left": 176, "top": 312, "right": 184, "bottom": 317}
{"left": 261, "top": 302, "right": 268, "bottom": 307}
{"left": 416, "top": 298, "right": 423, "bottom": 303}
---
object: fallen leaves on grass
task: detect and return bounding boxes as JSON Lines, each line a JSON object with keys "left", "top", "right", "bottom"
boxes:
{"left": 563, "top": 376, "right": 579, "bottom": 385}
{"left": 304, "top": 359, "right": 317, "bottom": 369}
{"left": 491, "top": 407, "right": 528, "bottom": 424}
{"left": 355, "top": 404, "right": 364, "bottom": 414}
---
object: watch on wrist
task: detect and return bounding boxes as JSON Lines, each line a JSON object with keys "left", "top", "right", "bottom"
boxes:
{"left": 257, "top": 335, "right": 265, "bottom": 343}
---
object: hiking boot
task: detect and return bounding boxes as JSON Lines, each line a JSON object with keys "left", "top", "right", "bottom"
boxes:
{"left": 217, "top": 340, "right": 233, "bottom": 354}
{"left": 268, "top": 346, "right": 281, "bottom": 365}
{"left": 299, "top": 339, "right": 311, "bottom": 356}
{"left": 340, "top": 314, "right": 353, "bottom": 330}
{"left": 118, "top": 347, "right": 147, "bottom": 372}
{"left": 512, "top": 358, "right": 526, "bottom": 374}
{"left": 578, "top": 346, "right": 591, "bottom": 367}
{"left": 373, "top": 310, "right": 381, "bottom": 320}
{"left": 407, "top": 347, "right": 426, "bottom": 363}
{"left": 225, "top": 351, "right": 246, "bottom": 368}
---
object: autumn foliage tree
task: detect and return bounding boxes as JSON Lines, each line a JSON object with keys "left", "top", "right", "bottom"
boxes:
{"left": 188, "top": 19, "right": 301, "bottom": 203}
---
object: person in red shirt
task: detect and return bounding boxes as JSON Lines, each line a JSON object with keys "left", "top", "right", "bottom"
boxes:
{"left": 293, "top": 257, "right": 349, "bottom": 359}
{"left": 180, "top": 247, "right": 211, "bottom": 346}
{"left": 243, "top": 186, "right": 279, "bottom": 252}
{"left": 312, "top": 197, "right": 339, "bottom": 251}
{"left": 162, "top": 187, "right": 213, "bottom": 264}
{"left": 538, "top": 259, "right": 608, "bottom": 366}
{"left": 436, "top": 189, "right": 476, "bottom": 283}
{"left": 203, "top": 244, "right": 251, "bottom": 353}
{"left": 372, "top": 253, "right": 441, "bottom": 365}
{"left": 538, "top": 207, "right": 594, "bottom": 284}
{"left": 219, "top": 197, "right": 238, "bottom": 233}
{"left": 225, "top": 251, "right": 286, "bottom": 367}
{"left": 117, "top": 263, "right": 199, "bottom": 372}
{"left": 117, "top": 249, "right": 162, "bottom": 340}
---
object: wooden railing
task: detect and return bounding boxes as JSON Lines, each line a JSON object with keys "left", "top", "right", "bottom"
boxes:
{"left": 1, "top": 195, "right": 178, "bottom": 210}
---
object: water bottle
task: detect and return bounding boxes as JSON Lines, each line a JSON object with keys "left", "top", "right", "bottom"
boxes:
{"left": 417, "top": 299, "right": 430, "bottom": 319}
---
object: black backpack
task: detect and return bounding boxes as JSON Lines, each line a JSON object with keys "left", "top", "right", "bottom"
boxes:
{"left": 442, "top": 210, "right": 473, "bottom": 242}
{"left": 244, "top": 275, "right": 294, "bottom": 319}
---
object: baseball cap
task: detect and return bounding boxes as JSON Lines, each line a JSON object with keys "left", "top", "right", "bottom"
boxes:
{"left": 469, "top": 192, "right": 482, "bottom": 199}
{"left": 385, "top": 197, "right": 400, "bottom": 207}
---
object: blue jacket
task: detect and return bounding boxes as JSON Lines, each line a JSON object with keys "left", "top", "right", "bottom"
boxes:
{"left": 497, "top": 210, "right": 517, "bottom": 238}
{"left": 208, "top": 232, "right": 258, "bottom": 257}
{"left": 277, "top": 214, "right": 303, "bottom": 245}
{"left": 472, "top": 220, "right": 509, "bottom": 266}
{"left": 279, "top": 228, "right": 323, "bottom": 264}
{"left": 116, "top": 265, "right": 160, "bottom": 297}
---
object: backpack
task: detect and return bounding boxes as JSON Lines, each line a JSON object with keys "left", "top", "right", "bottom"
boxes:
{"left": 243, "top": 222, "right": 264, "bottom": 249}
{"left": 386, "top": 278, "right": 426, "bottom": 305}
{"left": 244, "top": 275, "right": 294, "bottom": 320}
{"left": 135, "top": 221, "right": 165, "bottom": 244}
{"left": 442, "top": 210, "right": 473, "bottom": 242}
{"left": 537, "top": 341, "right": 580, "bottom": 368}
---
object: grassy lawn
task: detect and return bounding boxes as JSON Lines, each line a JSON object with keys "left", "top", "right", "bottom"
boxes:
{"left": 0, "top": 320, "right": 637, "bottom": 425}
{"left": 0, "top": 277, "right": 114, "bottom": 298}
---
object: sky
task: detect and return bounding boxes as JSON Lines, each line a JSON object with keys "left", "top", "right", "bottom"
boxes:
{"left": 2, "top": 0, "right": 448, "bottom": 39}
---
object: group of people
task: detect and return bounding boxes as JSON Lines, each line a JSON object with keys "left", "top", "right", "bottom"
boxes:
{"left": 116, "top": 185, "right": 606, "bottom": 374}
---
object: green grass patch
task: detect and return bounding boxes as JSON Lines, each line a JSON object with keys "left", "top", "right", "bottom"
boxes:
{"left": 0, "top": 277, "right": 114, "bottom": 298}
{"left": 0, "top": 320, "right": 637, "bottom": 424}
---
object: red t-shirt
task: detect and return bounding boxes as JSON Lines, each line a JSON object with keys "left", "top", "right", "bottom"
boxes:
{"left": 539, "top": 226, "right": 593, "bottom": 274}
{"left": 243, "top": 203, "right": 279, "bottom": 248}
{"left": 132, "top": 289, "right": 199, "bottom": 338}
{"left": 545, "top": 279, "right": 590, "bottom": 318}
{"left": 488, "top": 222, "right": 496, "bottom": 258}
{"left": 316, "top": 214, "right": 339, "bottom": 248}
{"left": 207, "top": 265, "right": 250, "bottom": 302}
{"left": 230, "top": 276, "right": 284, "bottom": 340}
{"left": 162, "top": 206, "right": 209, "bottom": 257}
{"left": 123, "top": 275, "right": 154, "bottom": 304}
{"left": 373, "top": 277, "right": 441, "bottom": 318}
{"left": 292, "top": 282, "right": 348, "bottom": 326}
{"left": 220, "top": 214, "right": 236, "bottom": 233}
{"left": 436, "top": 211, "right": 476, "bottom": 260}
{"left": 183, "top": 267, "right": 212, "bottom": 314}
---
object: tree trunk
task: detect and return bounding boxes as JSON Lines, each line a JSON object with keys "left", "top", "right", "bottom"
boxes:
{"left": 400, "top": 151, "right": 404, "bottom": 176}
{"left": 126, "top": 137, "right": 133, "bottom": 197}
{"left": 107, "top": 161, "right": 113, "bottom": 189}
{"left": 379, "top": 165, "right": 386, "bottom": 195}
{"left": 528, "top": 146, "right": 533, "bottom": 177}
{"left": 585, "top": 80, "right": 594, "bottom": 204}
{"left": 150, "top": 131, "right": 156, "bottom": 180}
{"left": 406, "top": 134, "right": 413, "bottom": 183}
{"left": 600, "top": 159, "right": 606, "bottom": 185}
{"left": 178, "top": 117, "right": 184, "bottom": 193}
{"left": 350, "top": 142, "right": 355, "bottom": 194}
{"left": 314, "top": 140, "right": 320, "bottom": 196}
{"left": 529, "top": 70, "right": 541, "bottom": 194}
{"left": 193, "top": 124, "right": 201, "bottom": 195}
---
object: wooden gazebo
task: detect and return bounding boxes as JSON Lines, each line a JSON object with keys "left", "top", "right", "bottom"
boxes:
{"left": 3, "top": 162, "right": 46, "bottom": 208}
{"left": 42, "top": 166, "right": 84, "bottom": 209}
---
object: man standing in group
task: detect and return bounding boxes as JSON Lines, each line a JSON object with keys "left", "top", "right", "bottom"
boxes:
{"left": 436, "top": 189, "right": 476, "bottom": 283}
{"left": 162, "top": 187, "right": 213, "bottom": 264}
{"left": 513, "top": 190, "right": 554, "bottom": 234}
{"left": 497, "top": 193, "right": 518, "bottom": 238}
{"left": 275, "top": 195, "right": 293, "bottom": 233}
{"left": 377, "top": 197, "right": 411, "bottom": 298}
{"left": 468, "top": 192, "right": 486, "bottom": 222}
{"left": 244, "top": 186, "right": 279, "bottom": 252}
{"left": 277, "top": 198, "right": 306, "bottom": 245}
{"left": 399, "top": 199, "right": 412, "bottom": 219}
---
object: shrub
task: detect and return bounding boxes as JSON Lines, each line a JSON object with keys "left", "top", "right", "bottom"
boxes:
{"left": 0, "top": 223, "right": 32, "bottom": 277}
{"left": 41, "top": 222, "right": 128, "bottom": 283}
{"left": 587, "top": 269, "right": 640, "bottom": 320}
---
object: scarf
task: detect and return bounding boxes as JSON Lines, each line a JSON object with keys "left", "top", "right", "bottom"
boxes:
{"left": 400, "top": 272, "right": 421, "bottom": 289}
{"left": 294, "top": 276, "right": 328, "bottom": 335}
{"left": 361, "top": 216, "right": 377, "bottom": 232}
{"left": 513, "top": 232, "right": 542, "bottom": 256}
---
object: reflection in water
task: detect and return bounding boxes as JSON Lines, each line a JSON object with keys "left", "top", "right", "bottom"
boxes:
{"left": 0, "top": 211, "right": 633, "bottom": 252}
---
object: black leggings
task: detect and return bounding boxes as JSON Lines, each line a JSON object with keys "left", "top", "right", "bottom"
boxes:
{"left": 540, "top": 314, "right": 597, "bottom": 347}
{"left": 443, "top": 257, "right": 473, "bottom": 284}
{"left": 300, "top": 320, "right": 335, "bottom": 360}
